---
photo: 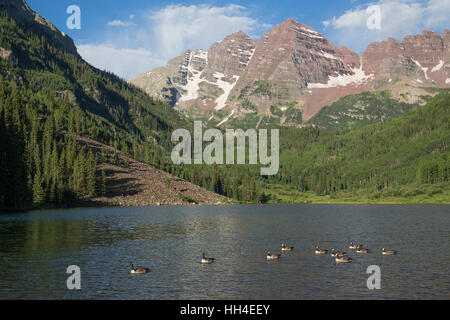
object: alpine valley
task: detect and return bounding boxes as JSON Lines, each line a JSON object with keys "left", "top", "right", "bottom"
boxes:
{"left": 0, "top": 0, "right": 449, "bottom": 211}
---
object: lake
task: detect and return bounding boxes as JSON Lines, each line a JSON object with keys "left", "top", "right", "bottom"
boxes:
{"left": 0, "top": 204, "right": 448, "bottom": 300}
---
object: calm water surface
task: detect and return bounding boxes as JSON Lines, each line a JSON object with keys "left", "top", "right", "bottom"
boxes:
{"left": 0, "top": 204, "right": 449, "bottom": 300}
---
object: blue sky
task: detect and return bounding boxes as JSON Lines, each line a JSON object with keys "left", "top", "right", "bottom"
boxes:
{"left": 28, "top": 0, "right": 450, "bottom": 80}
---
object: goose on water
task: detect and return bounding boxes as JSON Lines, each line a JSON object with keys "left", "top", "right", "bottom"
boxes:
{"left": 336, "top": 256, "right": 352, "bottom": 263}
{"left": 267, "top": 252, "right": 281, "bottom": 260}
{"left": 349, "top": 242, "right": 363, "bottom": 250}
{"left": 201, "top": 253, "right": 215, "bottom": 264}
{"left": 130, "top": 262, "right": 150, "bottom": 274}
{"left": 331, "top": 248, "right": 347, "bottom": 257}
{"left": 315, "top": 246, "right": 328, "bottom": 255}
{"left": 281, "top": 244, "right": 294, "bottom": 252}
{"left": 382, "top": 248, "right": 398, "bottom": 255}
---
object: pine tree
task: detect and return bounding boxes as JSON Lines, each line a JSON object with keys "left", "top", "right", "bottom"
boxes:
{"left": 32, "top": 170, "right": 45, "bottom": 205}
{"left": 98, "top": 170, "right": 106, "bottom": 196}
{"left": 86, "top": 152, "right": 97, "bottom": 197}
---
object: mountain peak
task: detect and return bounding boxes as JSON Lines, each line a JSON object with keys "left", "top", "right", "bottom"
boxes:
{"left": 0, "top": 0, "right": 33, "bottom": 18}
{"left": 0, "top": 0, "right": 79, "bottom": 56}
{"left": 281, "top": 17, "right": 317, "bottom": 30}
{"left": 220, "top": 30, "right": 253, "bottom": 43}
{"left": 231, "top": 30, "right": 249, "bottom": 37}
{"left": 283, "top": 17, "right": 297, "bottom": 25}
{"left": 131, "top": 17, "right": 449, "bottom": 128}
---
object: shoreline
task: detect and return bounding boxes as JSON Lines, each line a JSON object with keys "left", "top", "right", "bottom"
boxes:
{"left": 2, "top": 199, "right": 449, "bottom": 214}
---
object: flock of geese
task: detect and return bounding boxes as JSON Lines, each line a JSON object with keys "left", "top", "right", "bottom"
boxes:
{"left": 130, "top": 242, "right": 398, "bottom": 274}
{"left": 267, "top": 242, "right": 397, "bottom": 264}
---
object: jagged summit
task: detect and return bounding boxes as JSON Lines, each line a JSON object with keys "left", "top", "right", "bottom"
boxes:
{"left": 362, "top": 29, "right": 450, "bottom": 87}
{"left": 0, "top": 0, "right": 79, "bottom": 56}
{"left": 230, "top": 30, "right": 249, "bottom": 37}
{"left": 130, "top": 17, "right": 449, "bottom": 127}
{"left": 130, "top": 29, "right": 257, "bottom": 117}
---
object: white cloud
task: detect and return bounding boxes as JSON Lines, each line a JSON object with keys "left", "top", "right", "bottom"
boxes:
{"left": 77, "top": 4, "right": 269, "bottom": 80}
{"left": 77, "top": 45, "right": 165, "bottom": 80}
{"left": 107, "top": 20, "right": 135, "bottom": 27}
{"left": 149, "top": 4, "right": 259, "bottom": 58}
{"left": 323, "top": 0, "right": 450, "bottom": 53}
{"left": 424, "top": 0, "right": 450, "bottom": 28}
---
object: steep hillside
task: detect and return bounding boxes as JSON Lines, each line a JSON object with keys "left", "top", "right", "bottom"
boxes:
{"left": 71, "top": 134, "right": 226, "bottom": 207}
{"left": 0, "top": 0, "right": 226, "bottom": 210}
{"left": 0, "top": 3, "right": 187, "bottom": 142}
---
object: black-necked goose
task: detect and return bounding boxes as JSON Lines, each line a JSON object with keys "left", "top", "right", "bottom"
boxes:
{"left": 349, "top": 242, "right": 363, "bottom": 250}
{"left": 281, "top": 244, "right": 294, "bottom": 251}
{"left": 201, "top": 253, "right": 215, "bottom": 264}
{"left": 336, "top": 256, "right": 352, "bottom": 263}
{"left": 130, "top": 262, "right": 150, "bottom": 274}
{"left": 382, "top": 248, "right": 398, "bottom": 255}
{"left": 357, "top": 248, "right": 369, "bottom": 254}
{"left": 331, "top": 248, "right": 347, "bottom": 257}
{"left": 315, "top": 246, "right": 328, "bottom": 255}
{"left": 267, "top": 252, "right": 281, "bottom": 260}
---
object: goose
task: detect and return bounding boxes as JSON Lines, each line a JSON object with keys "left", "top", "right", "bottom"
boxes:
{"left": 267, "top": 252, "right": 281, "bottom": 260}
{"left": 331, "top": 248, "right": 347, "bottom": 257}
{"left": 349, "top": 242, "right": 363, "bottom": 250}
{"left": 336, "top": 256, "right": 352, "bottom": 263}
{"left": 382, "top": 248, "right": 398, "bottom": 255}
{"left": 357, "top": 248, "right": 369, "bottom": 254}
{"left": 281, "top": 244, "right": 294, "bottom": 251}
{"left": 130, "top": 262, "right": 150, "bottom": 274}
{"left": 315, "top": 246, "right": 328, "bottom": 255}
{"left": 201, "top": 253, "right": 215, "bottom": 264}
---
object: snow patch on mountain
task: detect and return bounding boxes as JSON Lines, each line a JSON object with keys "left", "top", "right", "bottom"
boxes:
{"left": 412, "top": 58, "right": 429, "bottom": 80}
{"left": 431, "top": 60, "right": 444, "bottom": 72}
{"left": 179, "top": 50, "right": 207, "bottom": 102}
{"left": 318, "top": 51, "right": 339, "bottom": 60}
{"left": 307, "top": 67, "right": 373, "bottom": 89}
{"left": 214, "top": 73, "right": 240, "bottom": 111}
{"left": 217, "top": 110, "right": 235, "bottom": 126}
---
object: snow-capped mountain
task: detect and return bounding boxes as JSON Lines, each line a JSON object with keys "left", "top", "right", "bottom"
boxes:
{"left": 129, "top": 18, "right": 449, "bottom": 127}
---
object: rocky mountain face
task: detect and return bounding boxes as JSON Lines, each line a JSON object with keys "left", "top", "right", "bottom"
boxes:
{"left": 130, "top": 31, "right": 256, "bottom": 120}
{"left": 130, "top": 18, "right": 450, "bottom": 128}
{"left": 362, "top": 30, "right": 449, "bottom": 89}
{"left": 0, "top": 0, "right": 79, "bottom": 56}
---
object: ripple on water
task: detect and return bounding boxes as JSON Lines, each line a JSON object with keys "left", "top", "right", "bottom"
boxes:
{"left": 0, "top": 204, "right": 448, "bottom": 299}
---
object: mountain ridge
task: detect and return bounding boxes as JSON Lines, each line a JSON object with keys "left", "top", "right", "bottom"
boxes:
{"left": 130, "top": 18, "right": 449, "bottom": 128}
{"left": 0, "top": 0, "right": 79, "bottom": 56}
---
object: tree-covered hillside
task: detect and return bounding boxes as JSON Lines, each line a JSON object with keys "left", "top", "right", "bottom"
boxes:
{"left": 161, "top": 90, "right": 449, "bottom": 204}
{"left": 267, "top": 90, "right": 449, "bottom": 202}
{"left": 0, "top": 13, "right": 189, "bottom": 210}
{"left": 308, "top": 91, "right": 427, "bottom": 131}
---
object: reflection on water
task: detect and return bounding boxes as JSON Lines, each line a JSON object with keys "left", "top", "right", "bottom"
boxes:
{"left": 0, "top": 205, "right": 449, "bottom": 300}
